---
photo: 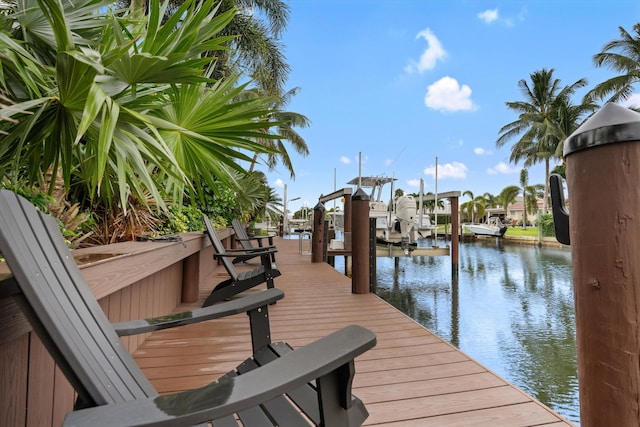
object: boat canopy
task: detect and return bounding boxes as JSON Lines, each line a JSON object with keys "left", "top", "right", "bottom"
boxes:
{"left": 347, "top": 176, "right": 397, "bottom": 202}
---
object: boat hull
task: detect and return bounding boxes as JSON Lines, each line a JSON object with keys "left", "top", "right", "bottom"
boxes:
{"left": 464, "top": 224, "right": 508, "bottom": 237}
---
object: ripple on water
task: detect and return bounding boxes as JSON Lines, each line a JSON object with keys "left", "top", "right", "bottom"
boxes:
{"left": 337, "top": 240, "right": 580, "bottom": 424}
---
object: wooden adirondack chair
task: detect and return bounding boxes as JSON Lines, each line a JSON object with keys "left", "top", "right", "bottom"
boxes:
{"left": 0, "top": 189, "right": 376, "bottom": 427}
{"left": 231, "top": 218, "right": 276, "bottom": 263}
{"left": 204, "top": 215, "right": 281, "bottom": 306}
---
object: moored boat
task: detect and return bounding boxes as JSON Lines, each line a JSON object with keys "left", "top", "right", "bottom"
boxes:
{"left": 464, "top": 217, "right": 508, "bottom": 237}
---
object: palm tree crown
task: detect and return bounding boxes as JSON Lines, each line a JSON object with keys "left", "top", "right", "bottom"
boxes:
{"left": 496, "top": 68, "right": 596, "bottom": 212}
{"left": 590, "top": 22, "right": 640, "bottom": 104}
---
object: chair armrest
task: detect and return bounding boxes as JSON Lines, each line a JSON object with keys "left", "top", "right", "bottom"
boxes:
{"left": 224, "top": 246, "right": 277, "bottom": 254}
{"left": 63, "top": 325, "right": 376, "bottom": 427}
{"left": 113, "top": 288, "right": 284, "bottom": 336}
{"left": 236, "top": 236, "right": 274, "bottom": 245}
{"left": 213, "top": 249, "right": 277, "bottom": 261}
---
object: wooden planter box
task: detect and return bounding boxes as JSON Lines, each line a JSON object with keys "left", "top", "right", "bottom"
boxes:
{"left": 0, "top": 229, "right": 232, "bottom": 427}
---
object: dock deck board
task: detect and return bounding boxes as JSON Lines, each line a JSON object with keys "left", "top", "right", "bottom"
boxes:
{"left": 133, "top": 236, "right": 576, "bottom": 426}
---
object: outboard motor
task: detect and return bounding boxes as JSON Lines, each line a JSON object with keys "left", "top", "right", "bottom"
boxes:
{"left": 394, "top": 195, "right": 417, "bottom": 238}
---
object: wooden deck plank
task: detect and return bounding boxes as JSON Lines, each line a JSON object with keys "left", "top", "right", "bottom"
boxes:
{"left": 133, "top": 236, "right": 576, "bottom": 426}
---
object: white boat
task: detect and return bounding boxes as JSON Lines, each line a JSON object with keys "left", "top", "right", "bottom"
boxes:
{"left": 464, "top": 217, "right": 508, "bottom": 237}
{"left": 344, "top": 176, "right": 434, "bottom": 245}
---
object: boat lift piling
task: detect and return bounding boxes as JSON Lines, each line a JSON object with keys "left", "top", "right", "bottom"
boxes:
{"left": 313, "top": 186, "right": 460, "bottom": 293}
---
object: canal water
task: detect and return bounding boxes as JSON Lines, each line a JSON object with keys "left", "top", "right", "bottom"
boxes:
{"left": 340, "top": 239, "right": 579, "bottom": 424}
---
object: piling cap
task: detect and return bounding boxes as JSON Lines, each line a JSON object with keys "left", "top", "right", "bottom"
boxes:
{"left": 564, "top": 103, "right": 640, "bottom": 157}
{"left": 352, "top": 187, "right": 370, "bottom": 201}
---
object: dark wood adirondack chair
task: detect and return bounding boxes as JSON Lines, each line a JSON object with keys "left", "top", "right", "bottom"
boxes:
{"left": 231, "top": 218, "right": 276, "bottom": 263}
{"left": 0, "top": 189, "right": 376, "bottom": 427}
{"left": 204, "top": 215, "right": 281, "bottom": 306}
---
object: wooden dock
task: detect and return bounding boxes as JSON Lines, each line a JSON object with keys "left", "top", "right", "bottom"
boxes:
{"left": 133, "top": 237, "right": 576, "bottom": 426}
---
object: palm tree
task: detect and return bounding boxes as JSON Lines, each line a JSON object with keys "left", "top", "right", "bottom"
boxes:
{"left": 212, "top": 0, "right": 291, "bottom": 94}
{"left": 483, "top": 192, "right": 498, "bottom": 209}
{"left": 262, "top": 185, "right": 284, "bottom": 223}
{"left": 462, "top": 190, "right": 474, "bottom": 223}
{"left": 551, "top": 164, "right": 566, "bottom": 179}
{"left": 124, "top": 0, "right": 291, "bottom": 94}
{"left": 461, "top": 191, "right": 486, "bottom": 223}
{"left": 243, "top": 86, "right": 310, "bottom": 178}
{"left": 496, "top": 68, "right": 594, "bottom": 213}
{"left": 590, "top": 23, "right": 640, "bottom": 104}
{"left": 524, "top": 185, "right": 540, "bottom": 219}
{"left": 410, "top": 191, "right": 444, "bottom": 213}
{"left": 497, "top": 185, "right": 520, "bottom": 219}
{"left": 0, "top": 0, "right": 282, "bottom": 220}
{"left": 520, "top": 168, "right": 528, "bottom": 228}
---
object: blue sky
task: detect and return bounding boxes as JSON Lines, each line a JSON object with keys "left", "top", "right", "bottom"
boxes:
{"left": 259, "top": 1, "right": 640, "bottom": 213}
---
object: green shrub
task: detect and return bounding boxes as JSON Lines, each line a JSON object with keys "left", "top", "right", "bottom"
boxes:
{"left": 159, "top": 205, "right": 206, "bottom": 234}
{"left": 539, "top": 213, "right": 556, "bottom": 237}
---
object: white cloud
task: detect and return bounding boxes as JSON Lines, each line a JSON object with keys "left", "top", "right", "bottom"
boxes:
{"left": 478, "top": 9, "right": 498, "bottom": 24}
{"left": 478, "top": 7, "right": 526, "bottom": 27}
{"left": 620, "top": 93, "right": 640, "bottom": 109}
{"left": 474, "top": 147, "right": 492, "bottom": 155}
{"left": 487, "top": 162, "right": 519, "bottom": 175}
{"left": 407, "top": 179, "right": 422, "bottom": 187}
{"left": 425, "top": 76, "right": 476, "bottom": 112}
{"left": 274, "top": 178, "right": 284, "bottom": 188}
{"left": 424, "top": 161, "right": 468, "bottom": 179}
{"left": 340, "top": 156, "right": 351, "bottom": 164}
{"left": 385, "top": 158, "right": 393, "bottom": 166}
{"left": 405, "top": 28, "right": 446, "bottom": 74}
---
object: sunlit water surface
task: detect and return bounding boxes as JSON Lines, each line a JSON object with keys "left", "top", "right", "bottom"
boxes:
{"left": 336, "top": 239, "right": 579, "bottom": 424}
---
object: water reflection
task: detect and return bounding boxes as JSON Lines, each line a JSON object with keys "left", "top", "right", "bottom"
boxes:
{"left": 372, "top": 240, "right": 579, "bottom": 424}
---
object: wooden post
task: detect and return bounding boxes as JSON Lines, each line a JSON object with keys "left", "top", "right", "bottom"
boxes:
{"left": 563, "top": 103, "right": 640, "bottom": 426}
{"left": 369, "top": 217, "right": 376, "bottom": 292}
{"left": 343, "top": 195, "right": 352, "bottom": 233}
{"left": 311, "top": 201, "right": 325, "bottom": 263}
{"left": 450, "top": 196, "right": 459, "bottom": 272}
{"left": 181, "top": 252, "right": 199, "bottom": 303}
{"left": 351, "top": 188, "right": 370, "bottom": 294}
{"left": 344, "top": 192, "right": 353, "bottom": 277}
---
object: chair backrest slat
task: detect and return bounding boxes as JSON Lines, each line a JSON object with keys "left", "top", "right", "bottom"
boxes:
{"left": 231, "top": 219, "right": 253, "bottom": 250}
{"left": 204, "top": 216, "right": 239, "bottom": 280}
{"left": 0, "top": 190, "right": 157, "bottom": 407}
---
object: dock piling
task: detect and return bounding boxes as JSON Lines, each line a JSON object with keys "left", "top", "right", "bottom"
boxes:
{"left": 351, "top": 188, "right": 370, "bottom": 294}
{"left": 563, "top": 103, "right": 640, "bottom": 426}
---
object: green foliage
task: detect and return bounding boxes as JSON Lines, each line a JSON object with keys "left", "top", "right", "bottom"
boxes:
{"left": 1, "top": 181, "right": 95, "bottom": 247}
{"left": 539, "top": 213, "right": 556, "bottom": 237}
{"left": 158, "top": 204, "right": 208, "bottom": 234}
{"left": 3, "top": 183, "right": 52, "bottom": 212}
{"left": 0, "top": 0, "right": 282, "bottom": 219}
{"left": 192, "top": 181, "right": 238, "bottom": 225}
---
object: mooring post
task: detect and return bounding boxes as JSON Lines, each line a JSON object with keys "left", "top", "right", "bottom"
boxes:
{"left": 562, "top": 103, "right": 640, "bottom": 426}
{"left": 343, "top": 194, "right": 353, "bottom": 276}
{"left": 369, "top": 217, "right": 377, "bottom": 292}
{"left": 311, "top": 201, "right": 325, "bottom": 263}
{"left": 450, "top": 195, "right": 459, "bottom": 272}
{"left": 351, "top": 188, "right": 370, "bottom": 293}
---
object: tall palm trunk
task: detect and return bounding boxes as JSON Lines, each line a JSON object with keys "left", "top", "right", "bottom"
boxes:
{"left": 543, "top": 159, "right": 549, "bottom": 213}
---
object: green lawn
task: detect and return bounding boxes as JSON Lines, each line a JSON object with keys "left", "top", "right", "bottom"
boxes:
{"left": 504, "top": 227, "right": 540, "bottom": 237}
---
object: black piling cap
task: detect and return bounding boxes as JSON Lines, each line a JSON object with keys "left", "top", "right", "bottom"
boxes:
{"left": 564, "top": 103, "right": 640, "bottom": 157}
{"left": 352, "top": 188, "right": 370, "bottom": 201}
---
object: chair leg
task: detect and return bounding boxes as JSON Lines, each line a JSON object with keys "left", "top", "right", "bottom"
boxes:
{"left": 247, "top": 305, "right": 272, "bottom": 353}
{"left": 316, "top": 362, "right": 355, "bottom": 426}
